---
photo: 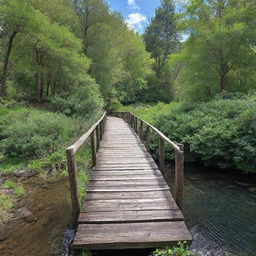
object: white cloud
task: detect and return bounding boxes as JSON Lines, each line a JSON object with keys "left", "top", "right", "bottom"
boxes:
{"left": 127, "top": 0, "right": 140, "bottom": 10}
{"left": 125, "top": 13, "right": 147, "bottom": 32}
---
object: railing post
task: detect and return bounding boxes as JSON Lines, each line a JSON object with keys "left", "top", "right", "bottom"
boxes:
{"left": 159, "top": 137, "right": 165, "bottom": 175}
{"left": 90, "top": 131, "right": 97, "bottom": 166}
{"left": 175, "top": 144, "right": 184, "bottom": 209}
{"left": 139, "top": 120, "right": 143, "bottom": 140}
{"left": 146, "top": 126, "right": 150, "bottom": 147}
{"left": 135, "top": 117, "right": 138, "bottom": 134}
{"left": 96, "top": 125, "right": 100, "bottom": 151}
{"left": 99, "top": 121, "right": 104, "bottom": 140}
{"left": 66, "top": 148, "right": 80, "bottom": 223}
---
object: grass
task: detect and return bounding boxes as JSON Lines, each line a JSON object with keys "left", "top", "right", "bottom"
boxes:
{"left": 153, "top": 242, "right": 195, "bottom": 256}
{"left": 2, "top": 180, "right": 25, "bottom": 197}
{"left": 0, "top": 157, "right": 26, "bottom": 174}
{"left": 117, "top": 102, "right": 180, "bottom": 124}
{"left": 0, "top": 193, "right": 14, "bottom": 226}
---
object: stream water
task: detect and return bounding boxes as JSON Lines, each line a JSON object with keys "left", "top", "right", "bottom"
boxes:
{"left": 0, "top": 166, "right": 255, "bottom": 256}
{"left": 0, "top": 176, "right": 72, "bottom": 256}
{"left": 166, "top": 165, "right": 256, "bottom": 256}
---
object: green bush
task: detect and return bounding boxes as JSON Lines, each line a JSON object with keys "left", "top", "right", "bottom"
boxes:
{"left": 153, "top": 242, "right": 195, "bottom": 256}
{"left": 0, "top": 107, "right": 77, "bottom": 159}
{"left": 50, "top": 80, "right": 104, "bottom": 119}
{"left": 155, "top": 94, "right": 256, "bottom": 173}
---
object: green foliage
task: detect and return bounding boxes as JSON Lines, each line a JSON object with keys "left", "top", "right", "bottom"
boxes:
{"left": 0, "top": 157, "right": 25, "bottom": 173}
{"left": 2, "top": 180, "right": 25, "bottom": 197}
{"left": 143, "top": 0, "right": 180, "bottom": 103}
{"left": 2, "top": 180, "right": 16, "bottom": 189}
{"left": 76, "top": 145, "right": 91, "bottom": 202}
{"left": 14, "top": 185, "right": 25, "bottom": 197}
{"left": 153, "top": 242, "right": 194, "bottom": 256}
{"left": 0, "top": 193, "right": 13, "bottom": 210}
{"left": 50, "top": 78, "right": 104, "bottom": 119}
{"left": 0, "top": 106, "right": 76, "bottom": 159}
{"left": 75, "top": 0, "right": 153, "bottom": 101}
{"left": 0, "top": 193, "right": 13, "bottom": 226}
{"left": 117, "top": 102, "right": 180, "bottom": 123}
{"left": 174, "top": 0, "right": 256, "bottom": 101}
{"left": 155, "top": 94, "right": 256, "bottom": 173}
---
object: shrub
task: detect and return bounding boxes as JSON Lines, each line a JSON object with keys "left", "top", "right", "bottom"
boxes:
{"left": 0, "top": 107, "right": 77, "bottom": 159}
{"left": 50, "top": 80, "right": 104, "bottom": 120}
{"left": 153, "top": 242, "right": 195, "bottom": 256}
{"left": 155, "top": 94, "right": 256, "bottom": 173}
{"left": 0, "top": 193, "right": 14, "bottom": 226}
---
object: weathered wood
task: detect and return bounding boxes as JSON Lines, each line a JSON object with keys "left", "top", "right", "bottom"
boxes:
{"left": 67, "top": 112, "right": 106, "bottom": 154}
{"left": 78, "top": 209, "right": 184, "bottom": 224}
{"left": 115, "top": 112, "right": 182, "bottom": 152}
{"left": 90, "top": 132, "right": 96, "bottom": 166}
{"left": 66, "top": 148, "right": 80, "bottom": 223}
{"left": 72, "top": 116, "right": 190, "bottom": 250}
{"left": 82, "top": 198, "right": 178, "bottom": 212}
{"left": 159, "top": 137, "right": 165, "bottom": 175}
{"left": 139, "top": 120, "right": 143, "bottom": 140}
{"left": 85, "top": 190, "right": 173, "bottom": 200}
{"left": 73, "top": 222, "right": 192, "bottom": 249}
{"left": 145, "top": 126, "right": 150, "bottom": 147}
{"left": 86, "top": 185, "right": 170, "bottom": 192}
{"left": 96, "top": 125, "right": 100, "bottom": 151}
{"left": 175, "top": 145, "right": 184, "bottom": 209}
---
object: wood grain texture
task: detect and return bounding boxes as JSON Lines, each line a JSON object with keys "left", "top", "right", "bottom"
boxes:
{"left": 73, "top": 116, "right": 191, "bottom": 250}
{"left": 73, "top": 222, "right": 192, "bottom": 249}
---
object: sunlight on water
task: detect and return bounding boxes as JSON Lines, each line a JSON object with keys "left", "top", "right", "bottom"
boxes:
{"left": 167, "top": 165, "right": 256, "bottom": 256}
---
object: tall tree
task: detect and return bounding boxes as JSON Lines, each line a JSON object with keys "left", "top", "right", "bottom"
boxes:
{"left": 144, "top": 0, "right": 179, "bottom": 78}
{"left": 144, "top": 0, "right": 179, "bottom": 102}
{"left": 0, "top": 0, "right": 33, "bottom": 97}
{"left": 173, "top": 0, "right": 256, "bottom": 101}
{"left": 75, "top": 0, "right": 152, "bottom": 100}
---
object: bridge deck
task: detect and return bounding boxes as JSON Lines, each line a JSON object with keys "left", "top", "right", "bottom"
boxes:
{"left": 73, "top": 117, "right": 192, "bottom": 250}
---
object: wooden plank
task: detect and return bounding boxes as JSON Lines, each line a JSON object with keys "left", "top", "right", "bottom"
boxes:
{"left": 93, "top": 167, "right": 159, "bottom": 171}
{"left": 88, "top": 180, "right": 168, "bottom": 186}
{"left": 72, "top": 116, "right": 190, "bottom": 250}
{"left": 82, "top": 198, "right": 178, "bottom": 212}
{"left": 86, "top": 185, "right": 170, "bottom": 192}
{"left": 90, "top": 175, "right": 164, "bottom": 181}
{"left": 85, "top": 190, "right": 173, "bottom": 200}
{"left": 91, "top": 170, "right": 162, "bottom": 176}
{"left": 73, "top": 222, "right": 192, "bottom": 249}
{"left": 78, "top": 209, "right": 184, "bottom": 224}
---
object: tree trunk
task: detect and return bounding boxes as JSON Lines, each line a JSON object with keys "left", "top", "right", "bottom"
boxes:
{"left": 218, "top": 49, "right": 229, "bottom": 91}
{"left": 36, "top": 50, "right": 44, "bottom": 103}
{"left": 0, "top": 31, "right": 17, "bottom": 97}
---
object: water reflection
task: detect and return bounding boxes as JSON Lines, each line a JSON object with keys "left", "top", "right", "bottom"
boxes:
{"left": 166, "top": 165, "right": 256, "bottom": 256}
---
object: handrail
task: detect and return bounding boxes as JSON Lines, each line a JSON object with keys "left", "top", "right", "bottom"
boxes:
{"left": 66, "top": 111, "right": 107, "bottom": 222}
{"left": 67, "top": 112, "right": 107, "bottom": 155}
{"left": 113, "top": 111, "right": 184, "bottom": 208}
{"left": 129, "top": 113, "right": 182, "bottom": 152}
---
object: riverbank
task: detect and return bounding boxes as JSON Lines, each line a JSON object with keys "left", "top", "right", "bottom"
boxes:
{"left": 0, "top": 174, "right": 72, "bottom": 256}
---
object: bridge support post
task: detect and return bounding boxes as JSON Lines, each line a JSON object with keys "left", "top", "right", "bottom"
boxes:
{"left": 66, "top": 148, "right": 80, "bottom": 224}
{"left": 145, "top": 126, "right": 150, "bottom": 148}
{"left": 175, "top": 144, "right": 184, "bottom": 209}
{"left": 91, "top": 131, "right": 97, "bottom": 166}
{"left": 96, "top": 125, "right": 100, "bottom": 151}
{"left": 159, "top": 138, "right": 165, "bottom": 175}
{"left": 139, "top": 121, "right": 143, "bottom": 140}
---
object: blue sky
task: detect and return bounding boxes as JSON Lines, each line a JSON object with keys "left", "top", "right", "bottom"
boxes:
{"left": 107, "top": 0, "right": 161, "bottom": 33}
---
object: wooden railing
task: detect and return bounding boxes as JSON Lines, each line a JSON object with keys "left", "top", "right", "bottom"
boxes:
{"left": 114, "top": 112, "right": 184, "bottom": 208}
{"left": 66, "top": 112, "right": 107, "bottom": 222}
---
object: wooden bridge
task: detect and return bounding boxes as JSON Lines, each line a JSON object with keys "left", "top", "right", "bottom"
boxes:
{"left": 66, "top": 112, "right": 192, "bottom": 250}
